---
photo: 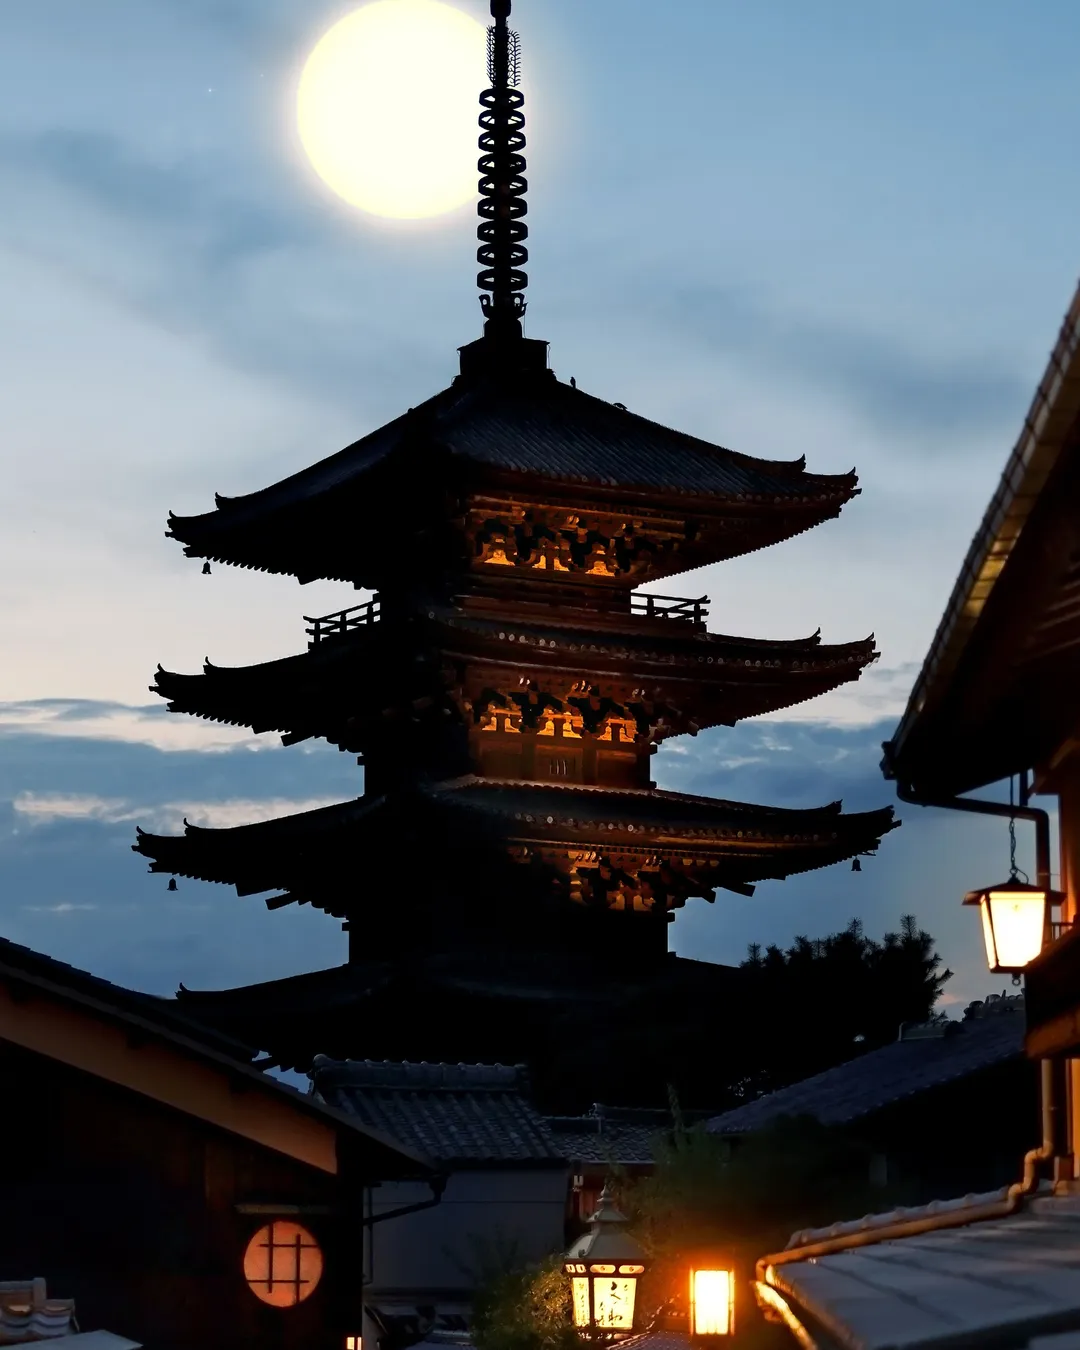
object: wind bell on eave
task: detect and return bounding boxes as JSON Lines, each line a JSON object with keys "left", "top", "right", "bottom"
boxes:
{"left": 477, "top": 0, "right": 529, "bottom": 344}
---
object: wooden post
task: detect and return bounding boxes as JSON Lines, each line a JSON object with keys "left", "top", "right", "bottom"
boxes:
{"left": 1054, "top": 763, "right": 1080, "bottom": 1180}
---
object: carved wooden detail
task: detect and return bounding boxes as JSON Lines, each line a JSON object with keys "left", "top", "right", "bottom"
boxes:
{"left": 465, "top": 677, "right": 692, "bottom": 744}
{"left": 506, "top": 844, "right": 721, "bottom": 914}
{"left": 459, "top": 674, "right": 700, "bottom": 786}
{"left": 465, "top": 502, "right": 690, "bottom": 580}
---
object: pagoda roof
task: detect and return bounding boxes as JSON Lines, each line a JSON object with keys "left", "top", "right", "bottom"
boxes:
{"left": 133, "top": 779, "right": 896, "bottom": 912}
{"left": 150, "top": 603, "right": 877, "bottom": 745}
{"left": 166, "top": 372, "right": 860, "bottom": 581}
{"left": 170, "top": 951, "right": 745, "bottom": 1077}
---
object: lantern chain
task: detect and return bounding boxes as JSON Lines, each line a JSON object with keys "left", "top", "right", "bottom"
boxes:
{"left": 1008, "top": 776, "right": 1029, "bottom": 883}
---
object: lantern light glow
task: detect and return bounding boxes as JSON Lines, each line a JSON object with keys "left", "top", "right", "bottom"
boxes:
{"left": 963, "top": 878, "right": 1059, "bottom": 974}
{"left": 689, "top": 1267, "right": 735, "bottom": 1338}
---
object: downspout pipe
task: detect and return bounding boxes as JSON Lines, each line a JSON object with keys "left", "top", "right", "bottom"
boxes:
{"left": 882, "top": 754, "right": 1051, "bottom": 891}
{"left": 880, "top": 747, "right": 1064, "bottom": 1183}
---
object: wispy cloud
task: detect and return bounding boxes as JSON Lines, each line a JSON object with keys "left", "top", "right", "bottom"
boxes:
{"left": 634, "top": 281, "right": 1030, "bottom": 444}
{"left": 0, "top": 125, "right": 455, "bottom": 406}
{"left": 0, "top": 699, "right": 1014, "bottom": 1011}
{"left": 144, "top": 796, "right": 347, "bottom": 832}
{"left": 0, "top": 700, "right": 267, "bottom": 752}
{"left": 760, "top": 661, "right": 924, "bottom": 728}
{"left": 13, "top": 793, "right": 130, "bottom": 824}
{"left": 22, "top": 902, "right": 98, "bottom": 914}
{"left": 11, "top": 790, "right": 344, "bottom": 832}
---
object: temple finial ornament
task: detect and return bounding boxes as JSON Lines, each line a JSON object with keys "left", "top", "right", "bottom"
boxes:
{"left": 477, "top": 0, "right": 528, "bottom": 342}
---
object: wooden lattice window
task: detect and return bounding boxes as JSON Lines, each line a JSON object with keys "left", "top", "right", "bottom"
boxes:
{"left": 243, "top": 1221, "right": 324, "bottom": 1307}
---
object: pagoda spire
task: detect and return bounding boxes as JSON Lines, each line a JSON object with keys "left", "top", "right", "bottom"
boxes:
{"left": 476, "top": 0, "right": 529, "bottom": 343}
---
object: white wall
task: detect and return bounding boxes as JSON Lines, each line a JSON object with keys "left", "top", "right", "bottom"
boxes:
{"left": 366, "top": 1167, "right": 570, "bottom": 1296}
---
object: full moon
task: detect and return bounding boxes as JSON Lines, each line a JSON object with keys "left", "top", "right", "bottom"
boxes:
{"left": 297, "top": 0, "right": 487, "bottom": 220}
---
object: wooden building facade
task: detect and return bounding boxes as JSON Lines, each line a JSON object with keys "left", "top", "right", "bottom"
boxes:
{"left": 749, "top": 283, "right": 1080, "bottom": 1347}
{"left": 0, "top": 937, "right": 430, "bottom": 1350}
{"left": 884, "top": 280, "right": 1080, "bottom": 1175}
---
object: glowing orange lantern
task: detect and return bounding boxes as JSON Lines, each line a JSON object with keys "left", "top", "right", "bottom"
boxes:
{"left": 963, "top": 878, "right": 1060, "bottom": 975}
{"left": 689, "top": 1264, "right": 735, "bottom": 1339}
{"left": 564, "top": 1184, "right": 647, "bottom": 1337}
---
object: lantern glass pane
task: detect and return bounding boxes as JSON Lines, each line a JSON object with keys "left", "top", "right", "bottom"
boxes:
{"left": 987, "top": 889, "right": 1046, "bottom": 971}
{"left": 978, "top": 899, "right": 997, "bottom": 971}
{"left": 571, "top": 1277, "right": 591, "bottom": 1329}
{"left": 691, "top": 1269, "right": 734, "bottom": 1336}
{"left": 591, "top": 1276, "right": 636, "bottom": 1330}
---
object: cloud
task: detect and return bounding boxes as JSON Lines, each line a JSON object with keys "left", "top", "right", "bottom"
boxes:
{"left": 11, "top": 790, "right": 344, "bottom": 832}
{"left": 0, "top": 124, "right": 457, "bottom": 408}
{"left": 0, "top": 130, "right": 289, "bottom": 254}
{"left": 22, "top": 902, "right": 98, "bottom": 914}
{"left": 0, "top": 697, "right": 1008, "bottom": 1016}
{"left": 13, "top": 793, "right": 131, "bottom": 824}
{"left": 0, "top": 700, "right": 268, "bottom": 752}
{"left": 631, "top": 280, "right": 1031, "bottom": 444}
{"left": 0, "top": 701, "right": 362, "bottom": 807}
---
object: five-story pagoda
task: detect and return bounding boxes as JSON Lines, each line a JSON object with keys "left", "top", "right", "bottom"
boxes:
{"left": 135, "top": 1, "right": 896, "bottom": 1105}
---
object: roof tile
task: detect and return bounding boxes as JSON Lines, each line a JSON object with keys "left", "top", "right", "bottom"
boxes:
{"left": 310, "top": 1057, "right": 563, "bottom": 1164}
{"left": 708, "top": 1008, "right": 1025, "bottom": 1133}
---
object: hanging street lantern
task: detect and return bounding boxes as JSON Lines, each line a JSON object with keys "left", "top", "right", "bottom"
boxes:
{"left": 688, "top": 1262, "right": 736, "bottom": 1340}
{"left": 564, "top": 1184, "right": 647, "bottom": 1338}
{"left": 963, "top": 877, "right": 1060, "bottom": 975}
{"left": 963, "top": 803, "right": 1065, "bottom": 977}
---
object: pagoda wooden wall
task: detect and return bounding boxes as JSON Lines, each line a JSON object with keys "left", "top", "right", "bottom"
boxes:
{"left": 0, "top": 1040, "right": 351, "bottom": 1350}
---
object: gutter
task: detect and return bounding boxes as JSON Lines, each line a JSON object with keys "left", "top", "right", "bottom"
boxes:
{"left": 881, "top": 749, "right": 1067, "bottom": 1179}
{"left": 756, "top": 1058, "right": 1055, "bottom": 1325}
{"left": 881, "top": 744, "right": 1051, "bottom": 890}
{"left": 757, "top": 759, "right": 1064, "bottom": 1314}
{"left": 363, "top": 1176, "right": 448, "bottom": 1226}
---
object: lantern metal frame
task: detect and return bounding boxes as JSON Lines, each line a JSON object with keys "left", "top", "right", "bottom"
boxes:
{"left": 963, "top": 877, "right": 1063, "bottom": 976}
{"left": 687, "top": 1261, "right": 736, "bottom": 1341}
{"left": 564, "top": 1184, "right": 648, "bottom": 1340}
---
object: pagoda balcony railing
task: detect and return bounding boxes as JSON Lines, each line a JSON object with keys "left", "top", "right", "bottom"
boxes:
{"left": 304, "top": 591, "right": 707, "bottom": 645}
{"left": 305, "top": 596, "right": 381, "bottom": 645}
{"left": 631, "top": 592, "right": 709, "bottom": 626}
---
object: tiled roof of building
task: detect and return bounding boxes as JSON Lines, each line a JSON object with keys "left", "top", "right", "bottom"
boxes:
{"left": 707, "top": 1001, "right": 1026, "bottom": 1134}
{"left": 0, "top": 1279, "right": 77, "bottom": 1344}
{"left": 429, "top": 379, "right": 853, "bottom": 499}
{"left": 167, "top": 375, "right": 858, "bottom": 545}
{"left": 150, "top": 608, "right": 877, "bottom": 744}
{"left": 133, "top": 780, "right": 897, "bottom": 909}
{"left": 0, "top": 938, "right": 434, "bottom": 1178}
{"left": 169, "top": 953, "right": 742, "bottom": 1076}
{"left": 617, "top": 1333, "right": 692, "bottom": 1350}
{"left": 545, "top": 1106, "right": 676, "bottom": 1166}
{"left": 0, "top": 934, "right": 254, "bottom": 1061}
{"left": 762, "top": 1191, "right": 1080, "bottom": 1350}
{"left": 310, "top": 1058, "right": 565, "bottom": 1165}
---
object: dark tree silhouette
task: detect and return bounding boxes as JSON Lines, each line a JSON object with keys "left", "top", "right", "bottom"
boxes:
{"left": 735, "top": 915, "right": 952, "bottom": 1101}
{"left": 524, "top": 915, "right": 950, "bottom": 1113}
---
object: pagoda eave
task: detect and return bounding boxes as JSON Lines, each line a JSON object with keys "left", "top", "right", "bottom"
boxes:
{"left": 132, "top": 783, "right": 897, "bottom": 914}
{"left": 170, "top": 501, "right": 855, "bottom": 589}
{"left": 150, "top": 610, "right": 878, "bottom": 750}
{"left": 165, "top": 373, "right": 861, "bottom": 588}
{"left": 168, "top": 952, "right": 747, "bottom": 1083}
